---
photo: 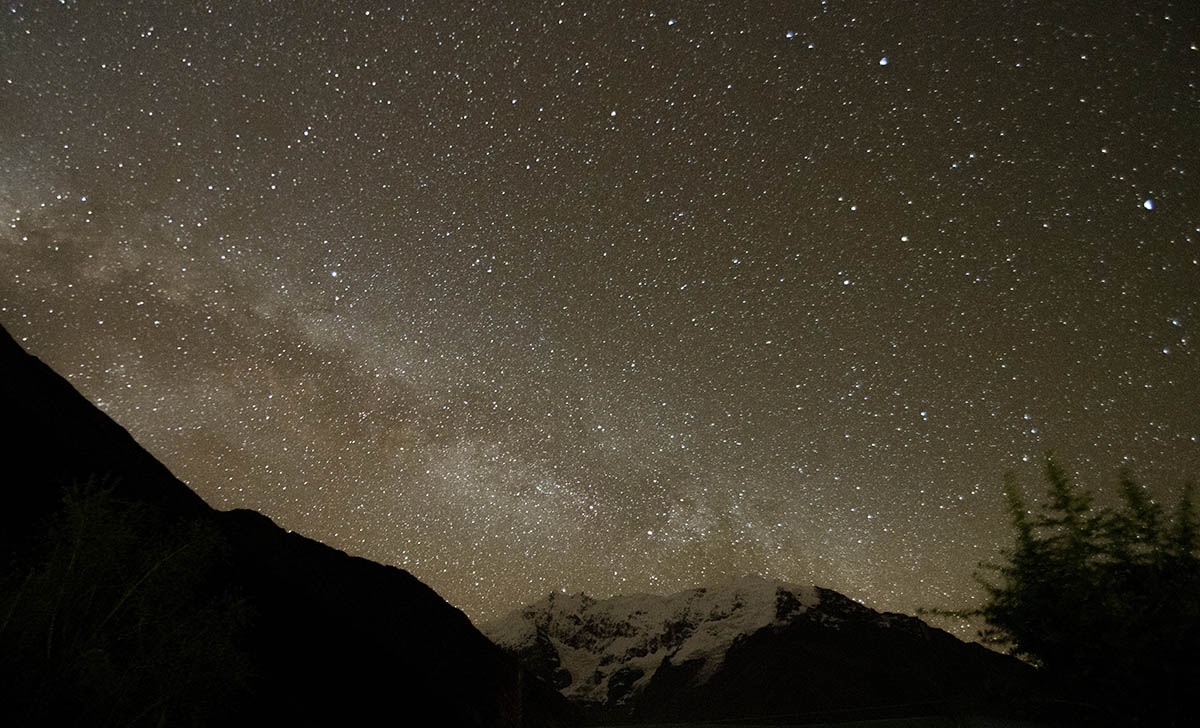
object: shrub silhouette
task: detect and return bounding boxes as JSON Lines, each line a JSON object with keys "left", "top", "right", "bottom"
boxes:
{"left": 1, "top": 477, "right": 256, "bottom": 727}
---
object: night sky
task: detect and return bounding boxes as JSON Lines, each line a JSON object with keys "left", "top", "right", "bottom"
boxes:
{"left": 3, "top": 1, "right": 1198, "bottom": 627}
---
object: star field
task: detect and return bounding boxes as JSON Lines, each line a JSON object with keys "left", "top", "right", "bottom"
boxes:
{"left": 2, "top": 1, "right": 1198, "bottom": 627}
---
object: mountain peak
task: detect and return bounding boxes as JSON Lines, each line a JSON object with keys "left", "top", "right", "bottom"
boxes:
{"left": 485, "top": 578, "right": 823, "bottom": 707}
{"left": 484, "top": 578, "right": 1044, "bottom": 724}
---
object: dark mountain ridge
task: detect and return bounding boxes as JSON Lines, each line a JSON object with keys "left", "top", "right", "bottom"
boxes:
{"left": 0, "top": 325, "right": 567, "bottom": 727}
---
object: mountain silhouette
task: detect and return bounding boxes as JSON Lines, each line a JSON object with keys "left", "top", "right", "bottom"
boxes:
{"left": 0, "top": 324, "right": 567, "bottom": 727}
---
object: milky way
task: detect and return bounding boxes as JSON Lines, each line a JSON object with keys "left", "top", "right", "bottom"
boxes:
{"left": 2, "top": 1, "right": 1198, "bottom": 626}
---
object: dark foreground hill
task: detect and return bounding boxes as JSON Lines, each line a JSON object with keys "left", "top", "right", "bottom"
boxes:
{"left": 0, "top": 324, "right": 568, "bottom": 727}
{"left": 485, "top": 579, "right": 1068, "bottom": 726}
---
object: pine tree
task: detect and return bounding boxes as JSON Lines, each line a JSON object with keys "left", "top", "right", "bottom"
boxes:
{"left": 973, "top": 455, "right": 1198, "bottom": 726}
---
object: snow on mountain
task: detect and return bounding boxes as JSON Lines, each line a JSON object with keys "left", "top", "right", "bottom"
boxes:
{"left": 482, "top": 576, "right": 820, "bottom": 707}
{"left": 485, "top": 576, "right": 1053, "bottom": 725}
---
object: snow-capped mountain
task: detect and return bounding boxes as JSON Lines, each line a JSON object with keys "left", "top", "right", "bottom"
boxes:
{"left": 483, "top": 577, "right": 1045, "bottom": 723}
{"left": 484, "top": 577, "right": 818, "bottom": 707}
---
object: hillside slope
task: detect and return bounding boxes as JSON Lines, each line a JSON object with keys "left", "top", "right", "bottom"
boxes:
{"left": 0, "top": 324, "right": 567, "bottom": 727}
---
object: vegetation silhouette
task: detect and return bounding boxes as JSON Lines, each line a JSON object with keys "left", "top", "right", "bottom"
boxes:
{"left": 935, "top": 454, "right": 1198, "bottom": 726}
{"left": 1, "top": 476, "right": 256, "bottom": 727}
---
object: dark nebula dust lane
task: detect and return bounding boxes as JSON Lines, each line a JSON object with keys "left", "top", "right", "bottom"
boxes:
{"left": 2, "top": 1, "right": 1198, "bottom": 624}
